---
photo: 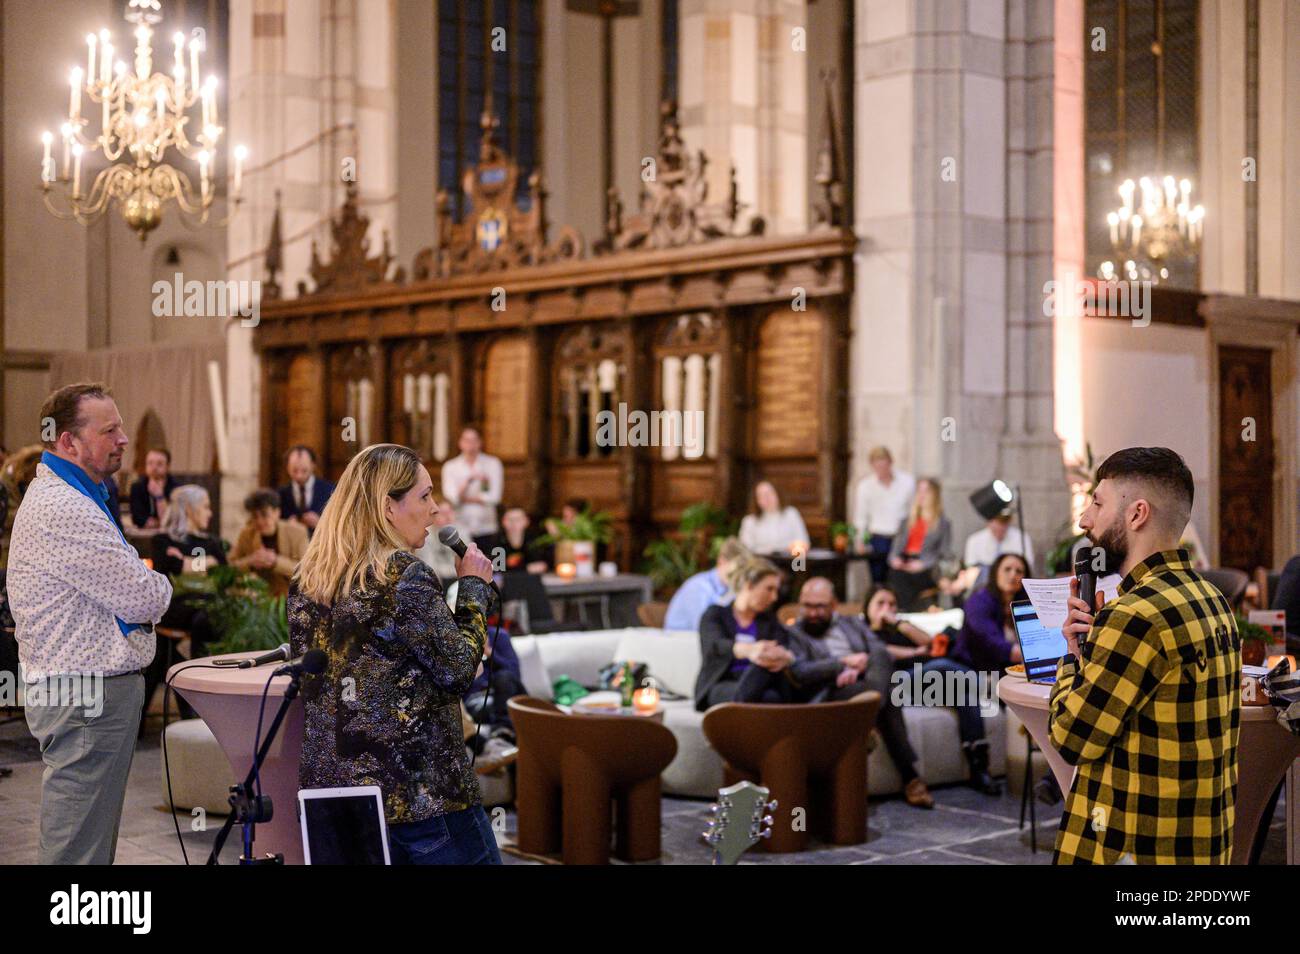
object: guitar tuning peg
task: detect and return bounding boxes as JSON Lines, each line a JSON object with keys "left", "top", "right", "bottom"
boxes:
{"left": 766, "top": 799, "right": 779, "bottom": 810}
{"left": 704, "top": 818, "right": 717, "bottom": 830}
{"left": 759, "top": 827, "right": 773, "bottom": 839}
{"left": 761, "top": 814, "right": 773, "bottom": 826}
{"left": 707, "top": 803, "right": 720, "bottom": 814}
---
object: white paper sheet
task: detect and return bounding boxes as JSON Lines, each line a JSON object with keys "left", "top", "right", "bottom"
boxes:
{"left": 1020, "top": 574, "right": 1123, "bottom": 629}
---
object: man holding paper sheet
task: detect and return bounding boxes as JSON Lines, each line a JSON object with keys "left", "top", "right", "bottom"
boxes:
{"left": 1048, "top": 447, "right": 1240, "bottom": 865}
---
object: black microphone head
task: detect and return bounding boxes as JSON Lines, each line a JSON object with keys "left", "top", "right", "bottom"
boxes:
{"left": 437, "top": 524, "right": 467, "bottom": 557}
{"left": 1074, "top": 549, "right": 1095, "bottom": 576}
{"left": 301, "top": 649, "right": 328, "bottom": 675}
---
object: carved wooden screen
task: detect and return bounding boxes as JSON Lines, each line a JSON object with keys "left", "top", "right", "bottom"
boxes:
{"left": 285, "top": 351, "right": 326, "bottom": 468}
{"left": 479, "top": 334, "right": 533, "bottom": 509}
{"left": 650, "top": 312, "right": 726, "bottom": 527}
{"left": 390, "top": 338, "right": 454, "bottom": 468}
{"left": 750, "top": 306, "right": 826, "bottom": 537}
{"left": 327, "top": 344, "right": 379, "bottom": 476}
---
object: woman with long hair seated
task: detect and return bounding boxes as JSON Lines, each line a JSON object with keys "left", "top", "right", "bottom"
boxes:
{"left": 289, "top": 443, "right": 501, "bottom": 865}
{"left": 886, "top": 476, "right": 952, "bottom": 610}
{"left": 693, "top": 556, "right": 797, "bottom": 710}
{"left": 953, "top": 552, "right": 1027, "bottom": 673}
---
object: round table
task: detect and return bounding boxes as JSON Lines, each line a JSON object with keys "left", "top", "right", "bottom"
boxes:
{"left": 168, "top": 653, "right": 305, "bottom": 864}
{"left": 998, "top": 674, "right": 1300, "bottom": 864}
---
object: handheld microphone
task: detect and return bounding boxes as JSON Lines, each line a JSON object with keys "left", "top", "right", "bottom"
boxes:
{"left": 273, "top": 649, "right": 327, "bottom": 678}
{"left": 1074, "top": 549, "right": 1097, "bottom": 622}
{"left": 237, "top": 643, "right": 292, "bottom": 669}
{"left": 438, "top": 524, "right": 467, "bottom": 558}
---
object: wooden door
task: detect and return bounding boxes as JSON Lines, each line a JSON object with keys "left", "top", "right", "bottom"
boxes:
{"left": 1217, "top": 345, "right": 1274, "bottom": 571}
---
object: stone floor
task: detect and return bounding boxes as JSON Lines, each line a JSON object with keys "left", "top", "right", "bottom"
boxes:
{"left": 0, "top": 714, "right": 1288, "bottom": 865}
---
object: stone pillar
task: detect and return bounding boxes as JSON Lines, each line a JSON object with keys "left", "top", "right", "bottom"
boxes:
{"left": 851, "top": 0, "right": 1067, "bottom": 571}
{"left": 223, "top": 0, "right": 398, "bottom": 540}
{"left": 679, "top": 0, "right": 808, "bottom": 235}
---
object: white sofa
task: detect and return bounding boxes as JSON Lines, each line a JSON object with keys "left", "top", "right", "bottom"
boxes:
{"left": 511, "top": 622, "right": 1007, "bottom": 800}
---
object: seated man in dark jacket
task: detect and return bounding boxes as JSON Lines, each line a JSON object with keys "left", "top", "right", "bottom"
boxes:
{"left": 786, "top": 577, "right": 934, "bottom": 808}
{"left": 463, "top": 627, "right": 525, "bottom": 743}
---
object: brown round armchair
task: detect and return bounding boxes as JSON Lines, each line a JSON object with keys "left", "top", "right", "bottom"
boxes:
{"left": 508, "top": 696, "right": 678, "bottom": 865}
{"left": 702, "top": 692, "right": 882, "bottom": 853}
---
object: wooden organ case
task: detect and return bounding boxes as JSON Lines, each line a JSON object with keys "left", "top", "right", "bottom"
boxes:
{"left": 255, "top": 97, "right": 855, "bottom": 568}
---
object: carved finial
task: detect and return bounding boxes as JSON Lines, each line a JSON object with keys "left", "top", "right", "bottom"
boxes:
{"left": 813, "top": 69, "right": 846, "bottom": 230}
{"left": 263, "top": 189, "right": 283, "bottom": 300}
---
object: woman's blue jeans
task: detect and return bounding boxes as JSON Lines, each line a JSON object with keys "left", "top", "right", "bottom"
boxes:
{"left": 387, "top": 805, "right": 502, "bottom": 865}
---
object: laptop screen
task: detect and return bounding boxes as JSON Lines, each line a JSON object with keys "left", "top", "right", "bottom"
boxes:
{"left": 1011, "top": 600, "right": 1068, "bottom": 683}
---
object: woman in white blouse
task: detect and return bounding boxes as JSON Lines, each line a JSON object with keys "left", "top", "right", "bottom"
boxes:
{"left": 738, "top": 481, "right": 810, "bottom": 556}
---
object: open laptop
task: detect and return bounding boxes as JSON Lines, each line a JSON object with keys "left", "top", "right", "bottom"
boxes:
{"left": 298, "top": 786, "right": 391, "bottom": 865}
{"left": 1010, "top": 599, "right": 1069, "bottom": 685}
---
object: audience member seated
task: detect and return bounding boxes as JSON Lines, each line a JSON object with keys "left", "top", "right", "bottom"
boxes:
{"left": 786, "top": 577, "right": 934, "bottom": 808}
{"left": 945, "top": 510, "right": 1034, "bottom": 597}
{"left": 463, "top": 627, "right": 525, "bottom": 746}
{"left": 863, "top": 582, "right": 1001, "bottom": 794}
{"left": 414, "top": 499, "right": 461, "bottom": 590}
{"left": 887, "top": 476, "right": 952, "bottom": 610}
{"left": 277, "top": 444, "right": 335, "bottom": 536}
{"left": 663, "top": 536, "right": 749, "bottom": 632}
{"left": 851, "top": 445, "right": 916, "bottom": 585}
{"left": 951, "top": 553, "right": 1027, "bottom": 673}
{"left": 128, "top": 447, "right": 178, "bottom": 530}
{"left": 543, "top": 497, "right": 608, "bottom": 563}
{"left": 1272, "top": 554, "right": 1300, "bottom": 641}
{"left": 229, "top": 489, "right": 309, "bottom": 597}
{"left": 147, "top": 484, "right": 227, "bottom": 721}
{"left": 738, "top": 481, "right": 809, "bottom": 556}
{"left": 474, "top": 506, "right": 551, "bottom": 574}
{"left": 694, "top": 556, "right": 797, "bottom": 709}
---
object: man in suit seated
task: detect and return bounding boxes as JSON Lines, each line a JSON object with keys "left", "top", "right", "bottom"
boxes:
{"left": 128, "top": 447, "right": 179, "bottom": 530}
{"left": 475, "top": 506, "right": 551, "bottom": 575}
{"left": 277, "top": 445, "right": 335, "bottom": 536}
{"left": 229, "top": 489, "right": 310, "bottom": 597}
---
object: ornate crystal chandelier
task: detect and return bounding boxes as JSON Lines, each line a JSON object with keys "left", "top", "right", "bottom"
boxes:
{"left": 1100, "top": 175, "right": 1204, "bottom": 283}
{"left": 38, "top": 0, "right": 246, "bottom": 240}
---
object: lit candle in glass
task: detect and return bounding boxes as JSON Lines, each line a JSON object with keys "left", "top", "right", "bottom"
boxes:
{"left": 632, "top": 684, "right": 660, "bottom": 714}
{"left": 556, "top": 562, "right": 577, "bottom": 580}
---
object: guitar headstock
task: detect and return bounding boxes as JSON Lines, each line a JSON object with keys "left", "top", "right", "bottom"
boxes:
{"left": 703, "top": 781, "right": 775, "bottom": 865}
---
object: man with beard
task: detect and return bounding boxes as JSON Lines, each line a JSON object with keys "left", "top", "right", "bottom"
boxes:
{"left": 786, "top": 577, "right": 934, "bottom": 808}
{"left": 7, "top": 383, "right": 173, "bottom": 863}
{"left": 1050, "top": 446, "right": 1240, "bottom": 864}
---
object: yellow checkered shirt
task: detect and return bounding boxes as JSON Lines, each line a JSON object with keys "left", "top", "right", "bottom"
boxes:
{"left": 1048, "top": 549, "right": 1241, "bottom": 864}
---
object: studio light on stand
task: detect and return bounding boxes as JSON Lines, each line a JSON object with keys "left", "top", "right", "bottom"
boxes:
{"left": 969, "top": 479, "right": 1026, "bottom": 559}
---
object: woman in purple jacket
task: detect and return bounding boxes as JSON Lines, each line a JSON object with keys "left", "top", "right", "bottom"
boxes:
{"left": 953, "top": 553, "right": 1028, "bottom": 672}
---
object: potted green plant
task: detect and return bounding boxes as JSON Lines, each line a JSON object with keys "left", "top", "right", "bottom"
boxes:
{"left": 537, "top": 507, "right": 614, "bottom": 577}
{"left": 640, "top": 502, "right": 738, "bottom": 598}
{"left": 1236, "top": 614, "right": 1271, "bottom": 667}
{"left": 829, "top": 521, "right": 856, "bottom": 554}
{"left": 170, "top": 564, "right": 289, "bottom": 655}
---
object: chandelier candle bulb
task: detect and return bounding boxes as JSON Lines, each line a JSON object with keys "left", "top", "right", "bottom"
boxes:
{"left": 71, "top": 143, "right": 82, "bottom": 197}
{"left": 40, "top": 132, "right": 53, "bottom": 183}
{"left": 189, "top": 35, "right": 200, "bottom": 97}
{"left": 59, "top": 124, "right": 70, "bottom": 179}
{"left": 172, "top": 32, "right": 184, "bottom": 73}
{"left": 101, "top": 38, "right": 112, "bottom": 84}
{"left": 134, "top": 24, "right": 151, "bottom": 79}
{"left": 233, "top": 145, "right": 247, "bottom": 196}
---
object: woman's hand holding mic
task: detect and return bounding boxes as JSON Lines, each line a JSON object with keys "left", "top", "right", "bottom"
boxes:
{"left": 456, "top": 542, "right": 494, "bottom": 583}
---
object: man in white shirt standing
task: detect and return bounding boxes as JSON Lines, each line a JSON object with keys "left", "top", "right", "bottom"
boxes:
{"left": 7, "top": 383, "right": 172, "bottom": 864}
{"left": 945, "top": 511, "right": 1035, "bottom": 597}
{"left": 851, "top": 446, "right": 916, "bottom": 585}
{"left": 440, "top": 426, "right": 504, "bottom": 539}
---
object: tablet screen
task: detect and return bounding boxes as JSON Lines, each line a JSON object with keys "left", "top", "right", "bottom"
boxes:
{"left": 1011, "top": 600, "right": 1068, "bottom": 683}
{"left": 300, "top": 790, "right": 389, "bottom": 865}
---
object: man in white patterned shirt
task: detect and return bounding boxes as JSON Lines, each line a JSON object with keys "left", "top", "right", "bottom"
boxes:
{"left": 7, "top": 383, "right": 172, "bottom": 864}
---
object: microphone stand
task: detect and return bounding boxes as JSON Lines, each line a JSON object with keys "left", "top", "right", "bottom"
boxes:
{"left": 206, "top": 665, "right": 305, "bottom": 866}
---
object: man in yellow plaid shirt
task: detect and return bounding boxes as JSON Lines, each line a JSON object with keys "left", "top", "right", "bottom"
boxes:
{"left": 1049, "top": 447, "right": 1240, "bottom": 864}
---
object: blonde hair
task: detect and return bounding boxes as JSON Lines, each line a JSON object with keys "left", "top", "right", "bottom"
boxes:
{"left": 727, "top": 555, "right": 780, "bottom": 593}
{"left": 293, "top": 443, "right": 424, "bottom": 605}
{"left": 867, "top": 445, "right": 893, "bottom": 464}
{"left": 908, "top": 476, "right": 943, "bottom": 526}
{"left": 163, "top": 485, "right": 210, "bottom": 540}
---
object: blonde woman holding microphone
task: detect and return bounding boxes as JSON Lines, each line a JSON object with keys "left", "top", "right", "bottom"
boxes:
{"left": 289, "top": 443, "right": 501, "bottom": 865}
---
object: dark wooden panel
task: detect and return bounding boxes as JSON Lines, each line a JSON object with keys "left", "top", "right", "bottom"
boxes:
{"left": 753, "top": 308, "right": 822, "bottom": 457}
{"left": 1218, "top": 345, "right": 1274, "bottom": 572}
